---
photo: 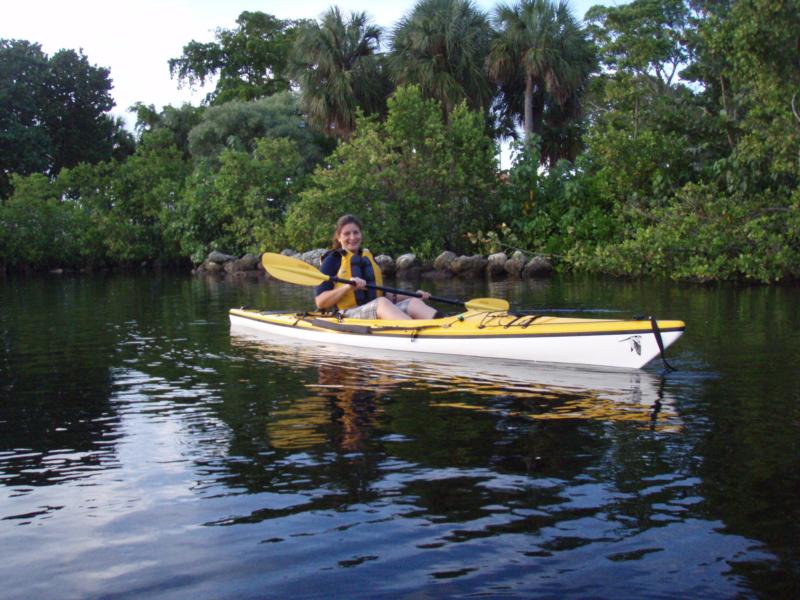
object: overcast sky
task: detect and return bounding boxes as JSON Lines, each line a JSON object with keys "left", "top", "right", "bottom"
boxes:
{"left": 3, "top": 1, "right": 620, "bottom": 127}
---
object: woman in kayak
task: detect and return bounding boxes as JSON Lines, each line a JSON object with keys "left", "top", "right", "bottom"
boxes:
{"left": 315, "top": 214, "right": 438, "bottom": 320}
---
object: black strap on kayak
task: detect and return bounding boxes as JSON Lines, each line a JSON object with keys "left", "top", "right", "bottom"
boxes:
{"left": 650, "top": 316, "right": 677, "bottom": 372}
{"left": 290, "top": 311, "right": 312, "bottom": 327}
{"left": 521, "top": 315, "right": 542, "bottom": 328}
{"left": 477, "top": 312, "right": 504, "bottom": 329}
{"left": 371, "top": 323, "right": 449, "bottom": 341}
{"left": 303, "top": 316, "right": 448, "bottom": 338}
{"left": 503, "top": 315, "right": 524, "bottom": 329}
{"left": 309, "top": 318, "right": 372, "bottom": 335}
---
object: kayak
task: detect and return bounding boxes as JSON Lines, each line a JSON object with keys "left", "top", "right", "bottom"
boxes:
{"left": 229, "top": 308, "right": 684, "bottom": 370}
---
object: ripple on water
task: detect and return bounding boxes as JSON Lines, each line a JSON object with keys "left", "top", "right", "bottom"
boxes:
{"left": 1, "top": 274, "right": 795, "bottom": 599}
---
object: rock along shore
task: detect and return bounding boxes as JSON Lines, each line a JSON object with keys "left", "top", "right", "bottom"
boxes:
{"left": 193, "top": 248, "right": 553, "bottom": 280}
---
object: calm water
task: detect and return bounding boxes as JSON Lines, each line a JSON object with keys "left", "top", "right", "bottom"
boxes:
{"left": 1, "top": 271, "right": 798, "bottom": 599}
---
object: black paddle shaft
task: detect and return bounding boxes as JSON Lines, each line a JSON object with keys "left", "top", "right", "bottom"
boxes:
{"left": 331, "top": 276, "right": 462, "bottom": 307}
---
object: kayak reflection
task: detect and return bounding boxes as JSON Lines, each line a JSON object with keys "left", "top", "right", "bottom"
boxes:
{"left": 230, "top": 332, "right": 681, "bottom": 452}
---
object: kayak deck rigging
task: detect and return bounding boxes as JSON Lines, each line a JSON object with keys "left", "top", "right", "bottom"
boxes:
{"left": 233, "top": 308, "right": 679, "bottom": 337}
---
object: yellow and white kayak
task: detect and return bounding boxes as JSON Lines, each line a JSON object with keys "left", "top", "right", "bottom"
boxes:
{"left": 229, "top": 308, "right": 684, "bottom": 370}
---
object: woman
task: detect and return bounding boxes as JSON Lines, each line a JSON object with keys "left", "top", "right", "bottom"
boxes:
{"left": 315, "top": 215, "right": 438, "bottom": 320}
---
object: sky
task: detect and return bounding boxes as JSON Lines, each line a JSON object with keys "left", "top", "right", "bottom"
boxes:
{"left": 4, "top": 0, "right": 615, "bottom": 129}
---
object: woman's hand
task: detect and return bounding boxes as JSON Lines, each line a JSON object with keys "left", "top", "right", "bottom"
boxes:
{"left": 316, "top": 277, "right": 366, "bottom": 309}
{"left": 416, "top": 290, "right": 431, "bottom": 301}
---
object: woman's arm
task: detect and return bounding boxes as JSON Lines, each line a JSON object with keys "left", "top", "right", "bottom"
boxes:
{"left": 315, "top": 280, "right": 364, "bottom": 309}
{"left": 392, "top": 290, "right": 431, "bottom": 302}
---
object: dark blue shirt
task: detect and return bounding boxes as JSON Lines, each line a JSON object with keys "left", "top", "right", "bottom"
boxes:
{"left": 315, "top": 251, "right": 341, "bottom": 296}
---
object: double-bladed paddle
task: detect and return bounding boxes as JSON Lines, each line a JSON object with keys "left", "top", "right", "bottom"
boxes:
{"left": 261, "top": 252, "right": 509, "bottom": 313}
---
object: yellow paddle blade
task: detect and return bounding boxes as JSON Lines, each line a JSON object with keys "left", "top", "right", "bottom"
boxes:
{"left": 261, "top": 252, "right": 329, "bottom": 286}
{"left": 464, "top": 297, "right": 509, "bottom": 312}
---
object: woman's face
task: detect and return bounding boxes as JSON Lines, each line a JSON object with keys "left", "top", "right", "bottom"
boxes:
{"left": 337, "top": 222, "right": 362, "bottom": 253}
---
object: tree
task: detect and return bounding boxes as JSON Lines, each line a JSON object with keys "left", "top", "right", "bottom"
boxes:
{"left": 586, "top": 0, "right": 692, "bottom": 94}
{"left": 488, "top": 0, "right": 595, "bottom": 154}
{"left": 284, "top": 85, "right": 498, "bottom": 255}
{"left": 110, "top": 115, "right": 136, "bottom": 162}
{"left": 493, "top": 67, "right": 589, "bottom": 164}
{"left": 0, "top": 40, "right": 124, "bottom": 198}
{"left": 186, "top": 92, "right": 330, "bottom": 170}
{"left": 686, "top": 0, "right": 800, "bottom": 190}
{"left": 580, "top": 1, "right": 708, "bottom": 210}
{"left": 51, "top": 130, "right": 191, "bottom": 266}
{"left": 175, "top": 137, "right": 307, "bottom": 261}
{"left": 565, "top": 0, "right": 800, "bottom": 283}
{"left": 130, "top": 102, "right": 204, "bottom": 159}
{"left": 0, "top": 40, "right": 50, "bottom": 198}
{"left": 0, "top": 173, "right": 72, "bottom": 268}
{"left": 43, "top": 48, "right": 117, "bottom": 173}
{"left": 581, "top": 0, "right": 800, "bottom": 209}
{"left": 101, "top": 130, "right": 191, "bottom": 263}
{"left": 290, "top": 7, "right": 389, "bottom": 139}
{"left": 584, "top": 0, "right": 709, "bottom": 154}
{"left": 169, "top": 11, "right": 296, "bottom": 105}
{"left": 389, "top": 0, "right": 494, "bottom": 119}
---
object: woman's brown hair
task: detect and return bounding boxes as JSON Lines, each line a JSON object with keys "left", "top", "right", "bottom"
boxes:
{"left": 331, "top": 214, "right": 363, "bottom": 249}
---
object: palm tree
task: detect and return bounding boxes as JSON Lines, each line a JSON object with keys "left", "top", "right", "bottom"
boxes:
{"left": 290, "top": 7, "right": 389, "bottom": 139}
{"left": 489, "top": 0, "right": 595, "bottom": 147}
{"left": 389, "top": 0, "right": 493, "bottom": 119}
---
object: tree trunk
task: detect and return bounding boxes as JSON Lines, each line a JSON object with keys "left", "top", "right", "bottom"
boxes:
{"left": 524, "top": 72, "right": 534, "bottom": 140}
{"left": 719, "top": 75, "right": 735, "bottom": 150}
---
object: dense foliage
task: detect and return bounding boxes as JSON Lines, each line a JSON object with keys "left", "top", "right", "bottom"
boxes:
{"left": 488, "top": 0, "right": 800, "bottom": 282}
{"left": 184, "top": 92, "right": 329, "bottom": 169}
{"left": 284, "top": 85, "right": 498, "bottom": 256}
{"left": 0, "top": 40, "right": 133, "bottom": 199}
{"left": 177, "top": 137, "right": 308, "bottom": 263}
{"left": 1, "top": 1, "right": 798, "bottom": 282}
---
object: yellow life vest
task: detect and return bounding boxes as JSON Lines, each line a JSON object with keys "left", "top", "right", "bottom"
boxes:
{"left": 334, "top": 249, "right": 384, "bottom": 310}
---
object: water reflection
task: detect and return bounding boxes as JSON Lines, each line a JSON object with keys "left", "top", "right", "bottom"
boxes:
{"left": 215, "top": 330, "right": 760, "bottom": 598}
{"left": 230, "top": 330, "right": 682, "bottom": 451}
{"left": 2, "top": 273, "right": 795, "bottom": 598}
{"left": 268, "top": 363, "right": 391, "bottom": 452}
